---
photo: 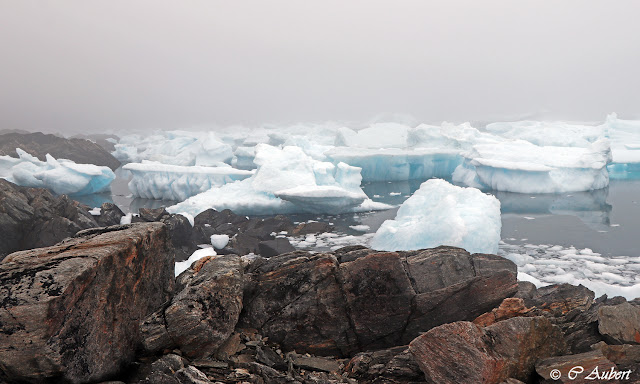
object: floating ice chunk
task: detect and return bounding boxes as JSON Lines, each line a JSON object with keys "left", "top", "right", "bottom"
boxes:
{"left": 349, "top": 224, "right": 370, "bottom": 232}
{"left": 175, "top": 248, "right": 216, "bottom": 277}
{"left": 0, "top": 148, "right": 115, "bottom": 195}
{"left": 453, "top": 139, "right": 611, "bottom": 193}
{"left": 123, "top": 161, "right": 254, "bottom": 201}
{"left": 370, "top": 179, "right": 501, "bottom": 254}
{"left": 168, "top": 145, "right": 390, "bottom": 216}
{"left": 210, "top": 234, "right": 230, "bottom": 249}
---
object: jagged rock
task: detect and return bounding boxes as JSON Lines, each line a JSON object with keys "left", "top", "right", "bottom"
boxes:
{"left": 258, "top": 238, "right": 296, "bottom": 257}
{"left": 139, "top": 207, "right": 170, "bottom": 222}
{"left": 0, "top": 223, "right": 174, "bottom": 383}
{"left": 0, "top": 131, "right": 121, "bottom": 170}
{"left": 289, "top": 354, "right": 341, "bottom": 373}
{"left": 473, "top": 298, "right": 530, "bottom": 326}
{"left": 229, "top": 233, "right": 261, "bottom": 255}
{"left": 525, "top": 283, "right": 595, "bottom": 316}
{"left": 240, "top": 246, "right": 517, "bottom": 356}
{"left": 514, "top": 281, "right": 537, "bottom": 300}
{"left": 409, "top": 317, "right": 565, "bottom": 384}
{"left": 0, "top": 179, "right": 98, "bottom": 258}
{"left": 174, "top": 366, "right": 213, "bottom": 384}
{"left": 535, "top": 350, "right": 619, "bottom": 383}
{"left": 598, "top": 302, "right": 640, "bottom": 344}
{"left": 162, "top": 213, "right": 198, "bottom": 261}
{"left": 141, "top": 255, "right": 244, "bottom": 359}
{"left": 94, "top": 202, "right": 125, "bottom": 227}
{"left": 345, "top": 346, "right": 425, "bottom": 383}
{"left": 596, "top": 343, "right": 640, "bottom": 370}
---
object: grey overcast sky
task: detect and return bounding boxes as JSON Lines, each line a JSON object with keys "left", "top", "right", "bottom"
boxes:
{"left": 0, "top": 1, "right": 639, "bottom": 134}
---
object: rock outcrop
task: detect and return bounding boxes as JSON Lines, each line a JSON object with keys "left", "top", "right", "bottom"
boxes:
{"left": 240, "top": 246, "right": 519, "bottom": 356}
{"left": 0, "top": 179, "right": 98, "bottom": 259}
{"left": 0, "top": 223, "right": 175, "bottom": 383}
{"left": 0, "top": 131, "right": 121, "bottom": 170}
{"left": 409, "top": 317, "right": 565, "bottom": 384}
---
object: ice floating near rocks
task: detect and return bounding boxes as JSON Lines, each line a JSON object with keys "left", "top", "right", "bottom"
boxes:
{"left": 499, "top": 241, "right": 640, "bottom": 300}
{"left": 0, "top": 148, "right": 115, "bottom": 195}
{"left": 371, "top": 179, "right": 501, "bottom": 254}
{"left": 453, "top": 139, "right": 611, "bottom": 193}
{"left": 175, "top": 248, "right": 216, "bottom": 277}
{"left": 113, "top": 131, "right": 233, "bottom": 166}
{"left": 168, "top": 144, "right": 391, "bottom": 216}
{"left": 123, "top": 161, "right": 254, "bottom": 201}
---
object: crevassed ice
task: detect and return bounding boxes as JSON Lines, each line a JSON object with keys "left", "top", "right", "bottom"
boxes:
{"left": 167, "top": 144, "right": 391, "bottom": 216}
{"left": 124, "top": 161, "right": 254, "bottom": 201}
{"left": 370, "top": 179, "right": 502, "bottom": 254}
{"left": 453, "top": 139, "right": 611, "bottom": 193}
{"left": 0, "top": 148, "right": 115, "bottom": 195}
{"left": 499, "top": 241, "right": 640, "bottom": 300}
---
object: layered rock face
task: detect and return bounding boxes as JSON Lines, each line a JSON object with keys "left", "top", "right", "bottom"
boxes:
{"left": 0, "top": 131, "right": 121, "bottom": 170}
{"left": 239, "top": 246, "right": 519, "bottom": 356}
{"left": 0, "top": 179, "right": 98, "bottom": 259}
{"left": 0, "top": 223, "right": 174, "bottom": 383}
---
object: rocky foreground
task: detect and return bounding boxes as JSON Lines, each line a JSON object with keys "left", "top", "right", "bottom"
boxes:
{"left": 0, "top": 221, "right": 638, "bottom": 383}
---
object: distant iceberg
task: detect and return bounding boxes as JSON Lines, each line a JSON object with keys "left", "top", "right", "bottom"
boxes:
{"left": 0, "top": 148, "right": 115, "bottom": 195}
{"left": 124, "top": 161, "right": 254, "bottom": 201}
{"left": 370, "top": 179, "right": 501, "bottom": 254}
{"left": 168, "top": 144, "right": 391, "bottom": 216}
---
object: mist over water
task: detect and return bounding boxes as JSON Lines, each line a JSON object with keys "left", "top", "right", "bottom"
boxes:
{"left": 1, "top": 1, "right": 640, "bottom": 134}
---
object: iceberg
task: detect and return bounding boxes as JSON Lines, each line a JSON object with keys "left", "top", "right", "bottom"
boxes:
{"left": 168, "top": 144, "right": 391, "bottom": 216}
{"left": 0, "top": 148, "right": 115, "bottom": 195}
{"left": 485, "top": 120, "right": 605, "bottom": 148}
{"left": 123, "top": 161, "right": 254, "bottom": 201}
{"left": 601, "top": 113, "right": 640, "bottom": 179}
{"left": 452, "top": 139, "right": 611, "bottom": 193}
{"left": 370, "top": 179, "right": 501, "bottom": 254}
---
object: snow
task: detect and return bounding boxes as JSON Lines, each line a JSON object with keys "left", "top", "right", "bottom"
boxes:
{"left": 120, "top": 213, "right": 133, "bottom": 225}
{"left": 168, "top": 144, "right": 391, "bottom": 216}
{"left": 175, "top": 248, "right": 217, "bottom": 277}
{"left": 123, "top": 161, "right": 254, "bottom": 201}
{"left": 453, "top": 139, "right": 611, "bottom": 193}
{"left": 0, "top": 148, "right": 115, "bottom": 195}
{"left": 499, "top": 241, "right": 640, "bottom": 300}
{"left": 210, "top": 234, "right": 230, "bottom": 249}
{"left": 370, "top": 179, "right": 502, "bottom": 254}
{"left": 89, "top": 207, "right": 101, "bottom": 216}
{"left": 349, "top": 224, "right": 370, "bottom": 232}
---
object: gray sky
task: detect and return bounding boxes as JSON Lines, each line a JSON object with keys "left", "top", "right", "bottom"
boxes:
{"left": 1, "top": 1, "right": 639, "bottom": 134}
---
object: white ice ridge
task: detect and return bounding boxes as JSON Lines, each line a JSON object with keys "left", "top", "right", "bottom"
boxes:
{"left": 113, "top": 130, "right": 234, "bottom": 167}
{"left": 452, "top": 138, "right": 612, "bottom": 193}
{"left": 499, "top": 241, "right": 640, "bottom": 300}
{"left": 123, "top": 161, "right": 254, "bottom": 201}
{"left": 168, "top": 144, "right": 391, "bottom": 216}
{"left": 0, "top": 148, "right": 115, "bottom": 195}
{"left": 370, "top": 179, "right": 502, "bottom": 254}
{"left": 175, "top": 248, "right": 216, "bottom": 277}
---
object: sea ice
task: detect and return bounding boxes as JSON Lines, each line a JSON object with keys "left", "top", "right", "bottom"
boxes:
{"left": 370, "top": 179, "right": 501, "bottom": 254}
{"left": 124, "top": 161, "right": 254, "bottom": 201}
{"left": 0, "top": 148, "right": 115, "bottom": 195}
{"left": 452, "top": 139, "right": 611, "bottom": 193}
{"left": 168, "top": 144, "right": 391, "bottom": 216}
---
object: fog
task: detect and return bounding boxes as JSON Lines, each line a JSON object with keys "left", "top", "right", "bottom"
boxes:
{"left": 1, "top": 1, "right": 639, "bottom": 134}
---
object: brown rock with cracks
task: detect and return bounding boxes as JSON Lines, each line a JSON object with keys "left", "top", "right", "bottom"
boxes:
{"left": 0, "top": 223, "right": 175, "bottom": 383}
{"left": 474, "top": 297, "right": 530, "bottom": 326}
{"left": 598, "top": 302, "right": 640, "bottom": 344}
{"left": 409, "top": 316, "right": 565, "bottom": 384}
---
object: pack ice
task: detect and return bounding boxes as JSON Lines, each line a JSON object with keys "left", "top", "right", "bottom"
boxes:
{"left": 0, "top": 148, "right": 115, "bottom": 195}
{"left": 124, "top": 161, "right": 254, "bottom": 201}
{"left": 168, "top": 144, "right": 390, "bottom": 216}
{"left": 370, "top": 179, "right": 501, "bottom": 254}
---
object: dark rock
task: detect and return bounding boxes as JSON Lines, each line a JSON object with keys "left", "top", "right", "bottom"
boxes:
{"left": 141, "top": 255, "right": 243, "bottom": 359}
{"left": 525, "top": 283, "right": 595, "bottom": 317}
{"left": 139, "top": 207, "right": 170, "bottom": 222}
{"left": 258, "top": 238, "right": 296, "bottom": 257}
{"left": 596, "top": 343, "right": 640, "bottom": 371}
{"left": 598, "top": 302, "right": 640, "bottom": 344}
{"left": 0, "top": 131, "right": 121, "bottom": 170}
{"left": 514, "top": 281, "right": 537, "bottom": 300}
{"left": 70, "top": 133, "right": 119, "bottom": 152}
{"left": 95, "top": 202, "right": 125, "bottom": 227}
{"left": 240, "top": 246, "right": 517, "bottom": 356}
{"left": 162, "top": 214, "right": 198, "bottom": 262}
{"left": 409, "top": 317, "right": 565, "bottom": 384}
{"left": 174, "top": 366, "right": 213, "bottom": 384}
{"left": 0, "top": 223, "right": 174, "bottom": 383}
{"left": 535, "top": 350, "right": 618, "bottom": 383}
{"left": 229, "top": 233, "right": 261, "bottom": 255}
{"left": 345, "top": 346, "right": 425, "bottom": 383}
{"left": 0, "top": 179, "right": 98, "bottom": 258}
{"left": 291, "top": 221, "right": 334, "bottom": 235}
{"left": 130, "top": 354, "right": 185, "bottom": 384}
{"left": 289, "top": 353, "right": 341, "bottom": 373}
{"left": 255, "top": 346, "right": 287, "bottom": 370}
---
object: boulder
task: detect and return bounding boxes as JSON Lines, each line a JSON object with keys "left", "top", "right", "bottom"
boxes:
{"left": 0, "top": 131, "right": 121, "bottom": 170}
{"left": 409, "top": 317, "right": 565, "bottom": 384}
{"left": 473, "top": 297, "right": 530, "bottom": 327}
{"left": 258, "top": 238, "right": 296, "bottom": 257}
{"left": 0, "top": 179, "right": 98, "bottom": 258}
{"left": 94, "top": 202, "right": 125, "bottom": 227}
{"left": 345, "top": 346, "right": 425, "bottom": 383}
{"left": 141, "top": 255, "right": 244, "bottom": 359}
{"left": 598, "top": 302, "right": 640, "bottom": 344}
{"left": 0, "top": 223, "right": 175, "bottom": 383}
{"left": 240, "top": 246, "right": 518, "bottom": 356}
{"left": 535, "top": 350, "right": 618, "bottom": 384}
